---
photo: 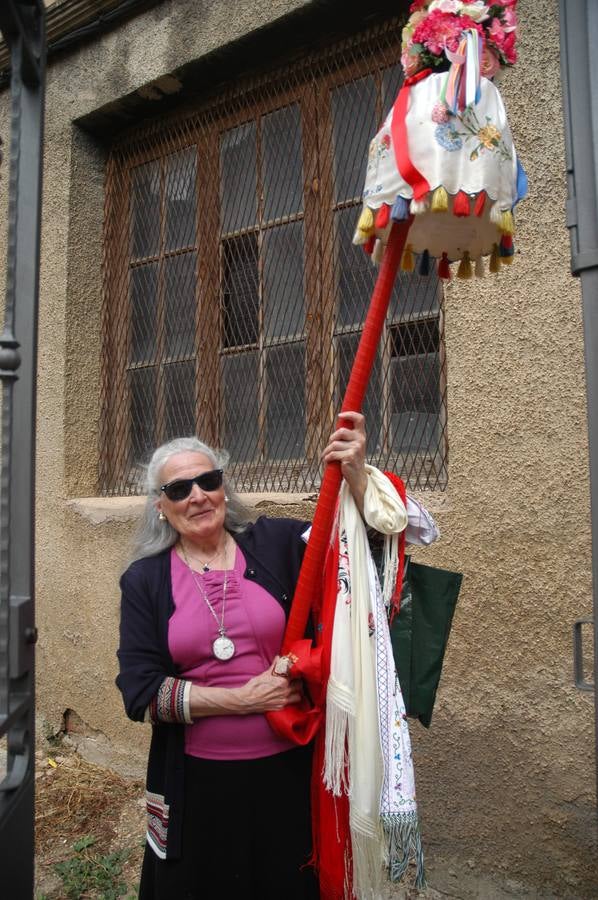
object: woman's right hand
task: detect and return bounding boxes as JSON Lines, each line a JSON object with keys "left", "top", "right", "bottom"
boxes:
{"left": 239, "top": 657, "right": 303, "bottom": 713}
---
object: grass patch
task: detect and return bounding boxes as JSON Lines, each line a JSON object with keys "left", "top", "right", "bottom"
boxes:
{"left": 53, "top": 836, "right": 136, "bottom": 899}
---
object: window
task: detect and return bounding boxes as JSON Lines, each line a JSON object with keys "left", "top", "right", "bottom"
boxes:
{"left": 101, "top": 18, "right": 448, "bottom": 495}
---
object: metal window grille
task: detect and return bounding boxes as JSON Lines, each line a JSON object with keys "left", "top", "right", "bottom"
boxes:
{"left": 100, "top": 17, "right": 448, "bottom": 495}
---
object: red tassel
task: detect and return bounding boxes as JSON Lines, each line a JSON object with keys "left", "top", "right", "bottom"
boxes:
{"left": 473, "top": 191, "right": 486, "bottom": 217}
{"left": 453, "top": 190, "right": 471, "bottom": 217}
{"left": 364, "top": 235, "right": 376, "bottom": 255}
{"left": 500, "top": 233, "right": 513, "bottom": 250}
{"left": 438, "top": 252, "right": 451, "bottom": 279}
{"left": 375, "top": 204, "right": 390, "bottom": 229}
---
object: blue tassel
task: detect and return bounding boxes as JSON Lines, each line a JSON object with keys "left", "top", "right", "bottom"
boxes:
{"left": 391, "top": 195, "right": 410, "bottom": 222}
{"left": 418, "top": 249, "right": 431, "bottom": 276}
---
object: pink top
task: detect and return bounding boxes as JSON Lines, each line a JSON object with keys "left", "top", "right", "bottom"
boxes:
{"left": 168, "top": 546, "right": 296, "bottom": 760}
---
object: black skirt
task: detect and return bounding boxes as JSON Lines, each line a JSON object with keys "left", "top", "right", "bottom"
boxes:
{"left": 139, "top": 746, "right": 319, "bottom": 900}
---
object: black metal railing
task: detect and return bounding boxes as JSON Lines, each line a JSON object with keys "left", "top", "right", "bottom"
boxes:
{"left": 0, "top": 2, "right": 45, "bottom": 895}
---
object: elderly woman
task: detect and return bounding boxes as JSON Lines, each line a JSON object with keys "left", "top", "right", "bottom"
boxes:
{"left": 117, "top": 412, "right": 380, "bottom": 900}
{"left": 117, "top": 411, "right": 439, "bottom": 899}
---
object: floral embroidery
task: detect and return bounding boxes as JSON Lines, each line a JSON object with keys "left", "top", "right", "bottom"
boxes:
{"left": 368, "top": 612, "right": 375, "bottom": 637}
{"left": 434, "top": 121, "right": 463, "bottom": 151}
{"left": 458, "top": 106, "right": 512, "bottom": 161}
{"left": 366, "top": 131, "right": 392, "bottom": 176}
{"left": 431, "top": 101, "right": 449, "bottom": 124}
{"left": 433, "top": 104, "right": 511, "bottom": 162}
{"left": 338, "top": 528, "right": 351, "bottom": 605}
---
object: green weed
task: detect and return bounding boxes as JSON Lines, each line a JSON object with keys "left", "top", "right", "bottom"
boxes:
{"left": 53, "top": 835, "right": 135, "bottom": 899}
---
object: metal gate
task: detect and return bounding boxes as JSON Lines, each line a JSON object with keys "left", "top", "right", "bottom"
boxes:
{"left": 0, "top": 1, "right": 45, "bottom": 894}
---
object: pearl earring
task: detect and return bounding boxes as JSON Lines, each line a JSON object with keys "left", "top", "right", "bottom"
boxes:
{"left": 158, "top": 512, "right": 166, "bottom": 521}
{"left": 225, "top": 496, "right": 229, "bottom": 503}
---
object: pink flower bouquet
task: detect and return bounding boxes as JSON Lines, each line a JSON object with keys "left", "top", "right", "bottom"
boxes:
{"left": 401, "top": 0, "right": 518, "bottom": 78}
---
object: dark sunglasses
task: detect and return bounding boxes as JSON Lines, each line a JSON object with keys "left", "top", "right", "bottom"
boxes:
{"left": 160, "top": 468, "right": 224, "bottom": 502}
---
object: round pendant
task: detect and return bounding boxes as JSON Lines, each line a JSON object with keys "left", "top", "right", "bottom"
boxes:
{"left": 213, "top": 634, "right": 235, "bottom": 661}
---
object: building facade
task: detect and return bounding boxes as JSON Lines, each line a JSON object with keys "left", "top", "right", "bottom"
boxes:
{"left": 0, "top": 0, "right": 596, "bottom": 894}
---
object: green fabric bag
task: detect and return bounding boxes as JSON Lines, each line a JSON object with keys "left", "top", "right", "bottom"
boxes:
{"left": 389, "top": 557, "right": 462, "bottom": 728}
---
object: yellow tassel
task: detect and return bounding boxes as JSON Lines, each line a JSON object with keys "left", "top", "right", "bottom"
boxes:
{"left": 457, "top": 251, "right": 472, "bottom": 279}
{"left": 401, "top": 244, "right": 415, "bottom": 272}
{"left": 499, "top": 209, "right": 514, "bottom": 235}
{"left": 357, "top": 207, "right": 375, "bottom": 236}
{"left": 489, "top": 244, "right": 500, "bottom": 273}
{"left": 431, "top": 185, "right": 449, "bottom": 213}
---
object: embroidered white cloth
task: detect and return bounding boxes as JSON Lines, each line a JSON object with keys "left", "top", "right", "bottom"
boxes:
{"left": 360, "top": 71, "right": 526, "bottom": 261}
{"left": 324, "top": 466, "right": 423, "bottom": 896}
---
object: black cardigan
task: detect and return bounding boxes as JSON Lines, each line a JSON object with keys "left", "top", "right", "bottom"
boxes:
{"left": 116, "top": 516, "right": 309, "bottom": 859}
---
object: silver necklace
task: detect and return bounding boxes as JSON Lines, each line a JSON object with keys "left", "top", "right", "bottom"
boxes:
{"left": 183, "top": 543, "right": 224, "bottom": 573}
{"left": 180, "top": 540, "right": 235, "bottom": 661}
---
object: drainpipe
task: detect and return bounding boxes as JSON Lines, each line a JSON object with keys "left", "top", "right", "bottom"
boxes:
{"left": 559, "top": 0, "right": 598, "bottom": 808}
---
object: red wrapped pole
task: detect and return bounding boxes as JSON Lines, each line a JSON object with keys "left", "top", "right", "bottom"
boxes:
{"left": 282, "top": 218, "right": 412, "bottom": 651}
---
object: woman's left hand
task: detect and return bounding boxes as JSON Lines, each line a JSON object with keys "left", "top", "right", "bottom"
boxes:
{"left": 321, "top": 410, "right": 368, "bottom": 510}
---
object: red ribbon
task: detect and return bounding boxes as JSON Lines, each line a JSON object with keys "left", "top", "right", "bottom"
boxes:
{"left": 391, "top": 68, "right": 432, "bottom": 202}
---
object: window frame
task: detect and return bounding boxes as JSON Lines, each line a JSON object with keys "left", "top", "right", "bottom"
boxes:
{"left": 101, "top": 20, "right": 448, "bottom": 494}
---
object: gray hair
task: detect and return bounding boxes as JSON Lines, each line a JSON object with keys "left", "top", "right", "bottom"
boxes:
{"left": 128, "top": 436, "right": 254, "bottom": 564}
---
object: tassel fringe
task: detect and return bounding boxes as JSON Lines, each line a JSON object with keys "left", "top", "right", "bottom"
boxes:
{"left": 323, "top": 684, "right": 352, "bottom": 797}
{"left": 383, "top": 812, "right": 426, "bottom": 890}
{"left": 474, "top": 256, "right": 485, "bottom": 278}
{"left": 372, "top": 238, "right": 385, "bottom": 265}
{"left": 391, "top": 195, "right": 411, "bottom": 222}
{"left": 410, "top": 197, "right": 429, "bottom": 215}
{"left": 351, "top": 823, "right": 386, "bottom": 900}
{"left": 489, "top": 243, "right": 500, "bottom": 273}
{"left": 473, "top": 191, "right": 486, "bottom": 217}
{"left": 375, "top": 204, "right": 390, "bottom": 230}
{"left": 357, "top": 207, "right": 375, "bottom": 237}
{"left": 401, "top": 244, "right": 415, "bottom": 272}
{"left": 490, "top": 202, "right": 503, "bottom": 226}
{"left": 438, "top": 252, "right": 451, "bottom": 279}
{"left": 457, "top": 251, "right": 472, "bottom": 279}
{"left": 363, "top": 235, "right": 376, "bottom": 255}
{"left": 431, "top": 185, "right": 448, "bottom": 213}
{"left": 453, "top": 190, "right": 471, "bottom": 217}
{"left": 499, "top": 209, "right": 515, "bottom": 235}
{"left": 499, "top": 234, "right": 515, "bottom": 265}
{"left": 418, "top": 249, "right": 431, "bottom": 276}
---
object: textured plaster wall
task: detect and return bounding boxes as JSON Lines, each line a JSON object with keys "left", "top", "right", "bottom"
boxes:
{"left": 0, "top": 0, "right": 595, "bottom": 895}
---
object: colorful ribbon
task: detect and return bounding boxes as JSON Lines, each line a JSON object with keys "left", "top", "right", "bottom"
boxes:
{"left": 391, "top": 68, "right": 432, "bottom": 202}
{"left": 444, "top": 29, "right": 482, "bottom": 114}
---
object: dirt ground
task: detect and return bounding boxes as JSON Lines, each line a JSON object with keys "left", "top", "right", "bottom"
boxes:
{"left": 35, "top": 739, "right": 146, "bottom": 899}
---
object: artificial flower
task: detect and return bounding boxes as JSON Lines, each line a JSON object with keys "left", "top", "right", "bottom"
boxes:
{"left": 480, "top": 45, "right": 500, "bottom": 78}
{"left": 401, "top": 47, "right": 423, "bottom": 77}
{"left": 401, "top": 0, "right": 517, "bottom": 77}
{"left": 428, "top": 0, "right": 461, "bottom": 12}
{"left": 412, "top": 10, "right": 485, "bottom": 56}
{"left": 402, "top": 7, "right": 429, "bottom": 49}
{"left": 501, "top": 30, "right": 517, "bottom": 64}
{"left": 502, "top": 7, "right": 517, "bottom": 31}
{"left": 429, "top": 0, "right": 489, "bottom": 20}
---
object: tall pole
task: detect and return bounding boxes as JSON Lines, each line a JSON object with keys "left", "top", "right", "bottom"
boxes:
{"left": 282, "top": 219, "right": 412, "bottom": 649}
